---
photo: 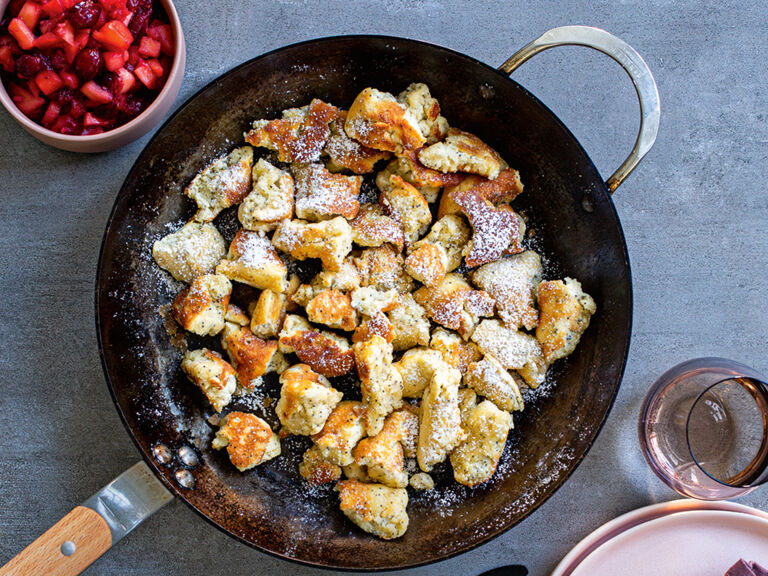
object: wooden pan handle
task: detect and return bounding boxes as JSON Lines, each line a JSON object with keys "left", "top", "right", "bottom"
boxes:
{"left": 0, "top": 462, "right": 173, "bottom": 576}
{"left": 0, "top": 506, "right": 112, "bottom": 576}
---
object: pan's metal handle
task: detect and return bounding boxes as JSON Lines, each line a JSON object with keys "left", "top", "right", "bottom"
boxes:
{"left": 0, "top": 462, "right": 172, "bottom": 576}
{"left": 500, "top": 25, "right": 660, "bottom": 193}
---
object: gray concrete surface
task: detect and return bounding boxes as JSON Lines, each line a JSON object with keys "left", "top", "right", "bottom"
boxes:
{"left": 1, "top": 1, "right": 767, "bottom": 574}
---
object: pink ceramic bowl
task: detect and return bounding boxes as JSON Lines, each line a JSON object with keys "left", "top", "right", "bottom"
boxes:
{"left": 0, "top": 0, "right": 185, "bottom": 153}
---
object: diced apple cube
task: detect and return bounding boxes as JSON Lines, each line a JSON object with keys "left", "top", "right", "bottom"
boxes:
{"left": 34, "top": 70, "right": 63, "bottom": 95}
{"left": 18, "top": 2, "right": 43, "bottom": 30}
{"left": 138, "top": 36, "right": 160, "bottom": 58}
{"left": 8, "top": 18, "right": 36, "bottom": 50}
{"left": 80, "top": 80, "right": 113, "bottom": 104}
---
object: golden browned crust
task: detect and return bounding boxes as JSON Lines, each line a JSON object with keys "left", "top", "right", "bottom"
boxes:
{"left": 225, "top": 303, "right": 250, "bottom": 326}
{"left": 353, "top": 244, "right": 414, "bottom": 294}
{"left": 536, "top": 278, "right": 596, "bottom": 363}
{"left": 185, "top": 147, "right": 254, "bottom": 222}
{"left": 305, "top": 289, "right": 358, "bottom": 331}
{"left": 311, "top": 400, "right": 367, "bottom": 466}
{"left": 391, "top": 149, "right": 465, "bottom": 188}
{"left": 418, "top": 128, "right": 505, "bottom": 179}
{"left": 221, "top": 325, "right": 279, "bottom": 391}
{"left": 345, "top": 88, "right": 425, "bottom": 154}
{"left": 350, "top": 203, "right": 405, "bottom": 252}
{"left": 292, "top": 163, "right": 362, "bottom": 221}
{"left": 172, "top": 274, "right": 232, "bottom": 336}
{"left": 378, "top": 175, "right": 431, "bottom": 246}
{"left": 299, "top": 445, "right": 342, "bottom": 486}
{"left": 449, "top": 184, "right": 522, "bottom": 268}
{"left": 250, "top": 290, "right": 287, "bottom": 339}
{"left": 245, "top": 99, "right": 339, "bottom": 163}
{"left": 324, "top": 111, "right": 392, "bottom": 174}
{"left": 215, "top": 229, "right": 288, "bottom": 292}
{"left": 352, "top": 311, "right": 394, "bottom": 344}
{"left": 280, "top": 329, "right": 355, "bottom": 377}
{"left": 404, "top": 243, "right": 448, "bottom": 287}
{"left": 413, "top": 274, "right": 474, "bottom": 333}
{"left": 429, "top": 327, "right": 482, "bottom": 374}
{"left": 272, "top": 217, "right": 353, "bottom": 272}
{"left": 214, "top": 411, "right": 277, "bottom": 471}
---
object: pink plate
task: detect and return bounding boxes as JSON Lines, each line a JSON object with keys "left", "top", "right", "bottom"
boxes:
{"left": 553, "top": 500, "right": 768, "bottom": 576}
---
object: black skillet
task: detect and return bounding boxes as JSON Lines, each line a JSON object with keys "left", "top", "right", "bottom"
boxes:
{"left": 0, "top": 26, "right": 659, "bottom": 575}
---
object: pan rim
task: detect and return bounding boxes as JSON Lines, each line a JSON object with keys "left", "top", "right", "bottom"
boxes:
{"left": 94, "top": 33, "right": 633, "bottom": 572}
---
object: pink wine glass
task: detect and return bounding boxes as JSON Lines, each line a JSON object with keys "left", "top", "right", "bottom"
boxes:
{"left": 639, "top": 357, "right": 768, "bottom": 499}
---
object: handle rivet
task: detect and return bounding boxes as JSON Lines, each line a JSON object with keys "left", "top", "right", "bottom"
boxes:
{"left": 60, "top": 541, "right": 76, "bottom": 556}
{"left": 178, "top": 446, "right": 200, "bottom": 468}
{"left": 152, "top": 443, "right": 173, "bottom": 466}
{"left": 175, "top": 468, "right": 196, "bottom": 489}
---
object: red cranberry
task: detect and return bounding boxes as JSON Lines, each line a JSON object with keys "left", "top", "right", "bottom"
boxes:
{"left": 93, "top": 101, "right": 118, "bottom": 120}
{"left": 15, "top": 54, "right": 42, "bottom": 78}
{"left": 128, "top": 6, "right": 152, "bottom": 37}
{"left": 121, "top": 94, "right": 147, "bottom": 117}
{"left": 68, "top": 1, "right": 102, "bottom": 30}
{"left": 126, "top": 0, "right": 152, "bottom": 10}
{"left": 56, "top": 86, "right": 75, "bottom": 103}
{"left": 51, "top": 50, "right": 67, "bottom": 71}
{"left": 38, "top": 54, "right": 53, "bottom": 71}
{"left": 74, "top": 48, "right": 102, "bottom": 80}
{"left": 68, "top": 96, "right": 87, "bottom": 118}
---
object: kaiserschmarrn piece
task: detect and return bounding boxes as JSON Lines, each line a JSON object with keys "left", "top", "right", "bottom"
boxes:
{"left": 464, "top": 354, "right": 525, "bottom": 412}
{"left": 152, "top": 221, "right": 227, "bottom": 283}
{"left": 352, "top": 311, "right": 395, "bottom": 344}
{"left": 409, "top": 472, "right": 435, "bottom": 491}
{"left": 245, "top": 99, "right": 339, "bottom": 163}
{"left": 225, "top": 303, "right": 250, "bottom": 326}
{"left": 354, "top": 335, "right": 404, "bottom": 436}
{"left": 376, "top": 150, "right": 464, "bottom": 204}
{"left": 216, "top": 229, "right": 288, "bottom": 293}
{"left": 536, "top": 278, "right": 596, "bottom": 364}
{"left": 413, "top": 274, "right": 477, "bottom": 338}
{"left": 311, "top": 401, "right": 367, "bottom": 466}
{"left": 324, "top": 111, "right": 392, "bottom": 174}
{"left": 345, "top": 87, "right": 425, "bottom": 154}
{"left": 417, "top": 362, "right": 465, "bottom": 472}
{"left": 299, "top": 444, "right": 342, "bottom": 486}
{"left": 185, "top": 146, "right": 253, "bottom": 222}
{"left": 272, "top": 217, "right": 353, "bottom": 272}
{"left": 411, "top": 214, "right": 471, "bottom": 272}
{"left": 394, "top": 347, "right": 445, "bottom": 398}
{"left": 378, "top": 174, "right": 431, "bottom": 245}
{"left": 438, "top": 169, "right": 525, "bottom": 219}
{"left": 276, "top": 364, "right": 343, "bottom": 436}
{"left": 311, "top": 257, "right": 361, "bottom": 292}
{"left": 221, "top": 323, "right": 282, "bottom": 391}
{"left": 212, "top": 411, "right": 281, "bottom": 472}
{"left": 292, "top": 163, "right": 362, "bottom": 221}
{"left": 181, "top": 349, "right": 237, "bottom": 412}
{"left": 429, "top": 327, "right": 482, "bottom": 374}
{"left": 450, "top": 400, "right": 512, "bottom": 486}
{"left": 387, "top": 293, "right": 430, "bottom": 351}
{"left": 278, "top": 314, "right": 355, "bottom": 377}
{"left": 450, "top": 183, "right": 523, "bottom": 267}
{"left": 404, "top": 243, "right": 448, "bottom": 287}
{"left": 350, "top": 203, "right": 405, "bottom": 252}
{"left": 172, "top": 273, "right": 232, "bottom": 336}
{"left": 472, "top": 251, "right": 542, "bottom": 330}
{"left": 238, "top": 158, "right": 294, "bottom": 231}
{"left": 353, "top": 409, "right": 419, "bottom": 488}
{"left": 249, "top": 289, "right": 287, "bottom": 339}
{"left": 397, "top": 83, "right": 449, "bottom": 144}
{"left": 471, "top": 319, "right": 547, "bottom": 388}
{"left": 350, "top": 286, "right": 400, "bottom": 317}
{"left": 336, "top": 480, "right": 409, "bottom": 540}
{"left": 353, "top": 245, "right": 414, "bottom": 295}
{"left": 305, "top": 289, "right": 358, "bottom": 331}
{"left": 418, "top": 128, "right": 505, "bottom": 180}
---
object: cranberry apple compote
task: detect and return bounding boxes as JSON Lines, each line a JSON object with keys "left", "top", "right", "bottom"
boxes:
{"left": 0, "top": 0, "right": 175, "bottom": 135}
